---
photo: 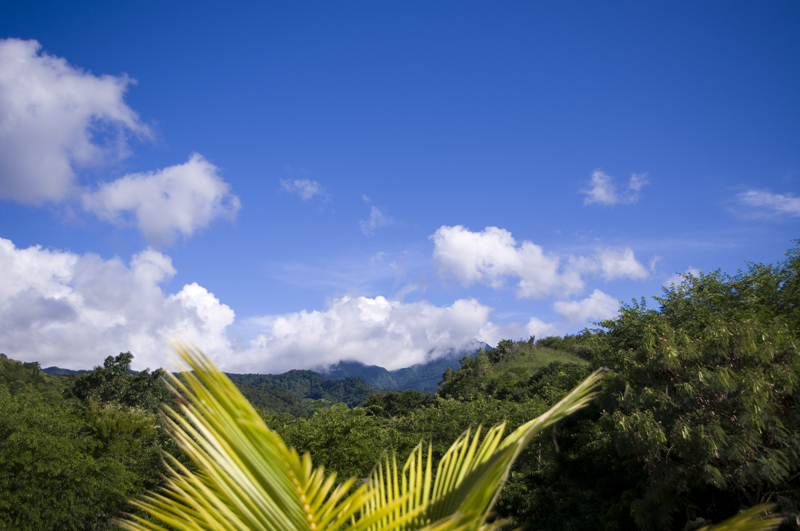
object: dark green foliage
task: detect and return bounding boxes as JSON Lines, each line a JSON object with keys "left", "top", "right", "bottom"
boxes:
{"left": 226, "top": 370, "right": 378, "bottom": 408}
{"left": 68, "top": 352, "right": 167, "bottom": 411}
{"left": 0, "top": 354, "right": 64, "bottom": 396}
{"left": 262, "top": 405, "right": 390, "bottom": 479}
{"left": 439, "top": 340, "right": 590, "bottom": 401}
{"left": 362, "top": 389, "right": 437, "bottom": 418}
{"left": 589, "top": 263, "right": 800, "bottom": 530}
{"left": 236, "top": 382, "right": 313, "bottom": 417}
{"left": 0, "top": 354, "right": 163, "bottom": 531}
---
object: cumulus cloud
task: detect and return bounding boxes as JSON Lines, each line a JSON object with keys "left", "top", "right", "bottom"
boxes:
{"left": 0, "top": 38, "right": 149, "bottom": 204}
{"left": 553, "top": 289, "right": 619, "bottom": 324}
{"left": 734, "top": 190, "right": 800, "bottom": 218}
{"left": 360, "top": 206, "right": 394, "bottom": 235}
{"left": 280, "top": 178, "right": 325, "bottom": 201}
{"left": 233, "top": 296, "right": 496, "bottom": 373}
{"left": 582, "top": 170, "right": 648, "bottom": 206}
{"left": 0, "top": 236, "right": 514, "bottom": 373}
{"left": 0, "top": 40, "right": 239, "bottom": 244}
{"left": 0, "top": 237, "right": 234, "bottom": 371}
{"left": 431, "top": 225, "right": 648, "bottom": 298}
{"left": 82, "top": 154, "right": 240, "bottom": 245}
{"left": 590, "top": 248, "right": 650, "bottom": 281}
{"left": 525, "top": 317, "right": 562, "bottom": 339}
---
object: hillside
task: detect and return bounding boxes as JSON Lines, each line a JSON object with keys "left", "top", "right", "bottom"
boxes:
{"left": 224, "top": 370, "right": 379, "bottom": 409}
{"left": 437, "top": 338, "right": 591, "bottom": 401}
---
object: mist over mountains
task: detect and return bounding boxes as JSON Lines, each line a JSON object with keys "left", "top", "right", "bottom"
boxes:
{"left": 321, "top": 344, "right": 486, "bottom": 391}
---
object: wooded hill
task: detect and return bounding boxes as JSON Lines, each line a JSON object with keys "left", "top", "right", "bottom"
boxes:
{"left": 41, "top": 345, "right": 485, "bottom": 416}
{"left": 2, "top": 241, "right": 799, "bottom": 530}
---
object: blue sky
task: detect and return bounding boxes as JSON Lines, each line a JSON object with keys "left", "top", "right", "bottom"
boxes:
{"left": 1, "top": 1, "right": 798, "bottom": 372}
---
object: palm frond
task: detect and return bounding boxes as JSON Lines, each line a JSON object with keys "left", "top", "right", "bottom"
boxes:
{"left": 117, "top": 347, "right": 781, "bottom": 531}
{"left": 117, "top": 344, "right": 403, "bottom": 531}
{"left": 360, "top": 369, "right": 608, "bottom": 531}
{"left": 701, "top": 504, "right": 783, "bottom": 531}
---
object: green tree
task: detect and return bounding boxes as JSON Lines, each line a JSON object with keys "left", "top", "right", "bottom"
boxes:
{"left": 0, "top": 387, "right": 159, "bottom": 530}
{"left": 589, "top": 253, "right": 800, "bottom": 530}
{"left": 0, "top": 353, "right": 165, "bottom": 530}
{"left": 118, "top": 346, "right": 782, "bottom": 531}
{"left": 69, "top": 352, "right": 166, "bottom": 411}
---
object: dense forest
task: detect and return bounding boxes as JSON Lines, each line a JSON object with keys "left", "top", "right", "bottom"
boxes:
{"left": 1, "top": 243, "right": 799, "bottom": 530}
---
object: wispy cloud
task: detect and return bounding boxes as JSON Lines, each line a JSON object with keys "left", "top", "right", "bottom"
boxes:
{"left": 582, "top": 170, "right": 648, "bottom": 206}
{"left": 280, "top": 178, "right": 326, "bottom": 201}
{"left": 360, "top": 206, "right": 394, "bottom": 235}
{"left": 734, "top": 189, "right": 800, "bottom": 219}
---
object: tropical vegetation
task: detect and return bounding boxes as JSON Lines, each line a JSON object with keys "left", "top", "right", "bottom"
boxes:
{"left": 0, "top": 242, "right": 798, "bottom": 530}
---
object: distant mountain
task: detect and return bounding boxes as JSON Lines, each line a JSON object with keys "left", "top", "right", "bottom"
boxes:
{"left": 39, "top": 344, "right": 485, "bottom": 407}
{"left": 42, "top": 366, "right": 96, "bottom": 376}
{"left": 322, "top": 345, "right": 484, "bottom": 391}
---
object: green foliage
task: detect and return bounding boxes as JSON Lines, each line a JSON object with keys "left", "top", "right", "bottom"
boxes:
{"left": 0, "top": 353, "right": 166, "bottom": 530}
{"left": 0, "top": 382, "right": 161, "bottom": 530}
{"left": 0, "top": 354, "right": 64, "bottom": 396}
{"left": 439, "top": 339, "right": 590, "bottom": 402}
{"left": 118, "top": 346, "right": 609, "bottom": 531}
{"left": 263, "top": 404, "right": 391, "bottom": 479}
{"left": 592, "top": 303, "right": 800, "bottom": 529}
{"left": 68, "top": 352, "right": 167, "bottom": 411}
{"left": 363, "top": 389, "right": 437, "bottom": 418}
{"left": 226, "top": 370, "right": 379, "bottom": 408}
{"left": 237, "top": 381, "right": 314, "bottom": 416}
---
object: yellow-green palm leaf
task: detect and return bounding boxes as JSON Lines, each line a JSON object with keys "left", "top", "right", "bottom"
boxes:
{"left": 360, "top": 368, "right": 608, "bottom": 531}
{"left": 117, "top": 345, "right": 784, "bottom": 531}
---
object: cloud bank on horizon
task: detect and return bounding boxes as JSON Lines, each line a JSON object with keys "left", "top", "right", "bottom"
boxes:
{"left": 0, "top": 24, "right": 796, "bottom": 372}
{"left": 0, "top": 229, "right": 624, "bottom": 372}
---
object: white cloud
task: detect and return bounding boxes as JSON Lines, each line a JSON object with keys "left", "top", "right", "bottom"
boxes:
{"left": 591, "top": 248, "right": 650, "bottom": 281}
{"left": 0, "top": 236, "right": 515, "bottom": 374}
{"left": 360, "top": 206, "right": 394, "bottom": 235}
{"left": 582, "top": 170, "right": 648, "bottom": 206}
{"left": 0, "top": 39, "right": 149, "bottom": 204}
{"left": 83, "top": 154, "right": 240, "bottom": 245}
{"left": 280, "top": 178, "right": 325, "bottom": 200}
{"left": 553, "top": 289, "right": 619, "bottom": 324}
{"left": 664, "top": 267, "right": 701, "bottom": 288}
{"left": 734, "top": 190, "right": 800, "bottom": 218}
{"left": 430, "top": 225, "right": 648, "bottom": 299}
{"left": 0, "top": 40, "right": 238, "bottom": 244}
{"left": 525, "top": 317, "right": 562, "bottom": 340}
{"left": 230, "top": 296, "right": 496, "bottom": 373}
{"left": 0, "top": 237, "right": 234, "bottom": 371}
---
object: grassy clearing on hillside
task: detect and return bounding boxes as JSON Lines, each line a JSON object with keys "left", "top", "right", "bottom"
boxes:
{"left": 483, "top": 346, "right": 589, "bottom": 388}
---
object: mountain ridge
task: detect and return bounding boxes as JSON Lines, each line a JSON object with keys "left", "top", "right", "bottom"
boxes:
{"left": 320, "top": 344, "right": 485, "bottom": 391}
